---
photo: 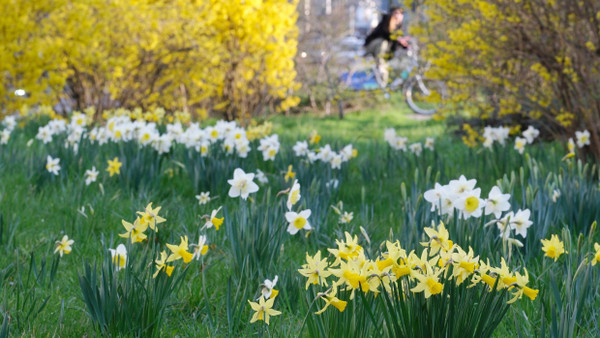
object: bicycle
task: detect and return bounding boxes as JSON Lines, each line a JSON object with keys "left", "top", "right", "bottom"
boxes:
{"left": 340, "top": 39, "right": 446, "bottom": 115}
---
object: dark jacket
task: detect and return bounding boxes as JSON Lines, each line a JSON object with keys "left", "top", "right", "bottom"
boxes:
{"left": 364, "top": 14, "right": 405, "bottom": 52}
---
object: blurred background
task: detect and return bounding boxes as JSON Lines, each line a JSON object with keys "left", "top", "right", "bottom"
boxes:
{"left": 1, "top": 0, "right": 599, "bottom": 156}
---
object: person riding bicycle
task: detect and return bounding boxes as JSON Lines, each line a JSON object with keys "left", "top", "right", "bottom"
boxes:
{"left": 364, "top": 7, "right": 410, "bottom": 87}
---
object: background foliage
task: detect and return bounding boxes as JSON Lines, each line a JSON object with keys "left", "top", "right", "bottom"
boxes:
{"left": 408, "top": 0, "right": 600, "bottom": 157}
{"left": 0, "top": 0, "right": 300, "bottom": 122}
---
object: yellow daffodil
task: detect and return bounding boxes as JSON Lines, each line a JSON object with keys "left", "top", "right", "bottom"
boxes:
{"left": 109, "top": 244, "right": 127, "bottom": 271}
{"left": 191, "top": 235, "right": 209, "bottom": 261}
{"left": 315, "top": 288, "right": 347, "bottom": 314}
{"left": 248, "top": 297, "right": 281, "bottom": 325}
{"left": 506, "top": 268, "right": 539, "bottom": 303}
{"left": 309, "top": 130, "right": 321, "bottom": 144}
{"left": 153, "top": 251, "right": 174, "bottom": 278}
{"left": 541, "top": 234, "right": 566, "bottom": 261}
{"left": 451, "top": 246, "right": 479, "bottom": 285}
{"left": 204, "top": 206, "right": 224, "bottom": 230}
{"left": 284, "top": 164, "right": 295, "bottom": 183}
{"left": 286, "top": 180, "right": 301, "bottom": 210}
{"left": 166, "top": 235, "right": 194, "bottom": 263}
{"left": 54, "top": 235, "right": 74, "bottom": 257}
{"left": 298, "top": 251, "right": 331, "bottom": 289}
{"left": 592, "top": 243, "right": 600, "bottom": 266}
{"left": 410, "top": 262, "right": 443, "bottom": 298}
{"left": 118, "top": 218, "right": 148, "bottom": 243}
{"left": 328, "top": 232, "right": 363, "bottom": 263}
{"left": 106, "top": 157, "right": 122, "bottom": 177}
{"left": 136, "top": 202, "right": 166, "bottom": 232}
{"left": 420, "top": 222, "right": 453, "bottom": 255}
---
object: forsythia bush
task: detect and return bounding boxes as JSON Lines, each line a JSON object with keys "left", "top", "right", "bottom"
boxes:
{"left": 0, "top": 0, "right": 299, "bottom": 122}
{"left": 408, "top": 0, "right": 600, "bottom": 157}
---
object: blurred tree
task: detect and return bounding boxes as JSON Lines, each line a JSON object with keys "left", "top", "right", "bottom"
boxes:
{"left": 0, "top": 0, "right": 299, "bottom": 123}
{"left": 407, "top": 0, "right": 600, "bottom": 158}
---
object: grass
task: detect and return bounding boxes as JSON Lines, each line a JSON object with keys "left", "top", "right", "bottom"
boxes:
{"left": 0, "top": 106, "right": 599, "bottom": 337}
{"left": 269, "top": 99, "right": 444, "bottom": 143}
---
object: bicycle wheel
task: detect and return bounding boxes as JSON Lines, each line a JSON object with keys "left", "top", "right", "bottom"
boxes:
{"left": 405, "top": 76, "right": 446, "bottom": 115}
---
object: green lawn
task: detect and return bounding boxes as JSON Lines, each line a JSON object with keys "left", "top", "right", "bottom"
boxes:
{"left": 0, "top": 109, "right": 599, "bottom": 337}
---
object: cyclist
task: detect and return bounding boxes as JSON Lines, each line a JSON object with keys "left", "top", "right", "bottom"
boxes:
{"left": 364, "top": 7, "right": 410, "bottom": 87}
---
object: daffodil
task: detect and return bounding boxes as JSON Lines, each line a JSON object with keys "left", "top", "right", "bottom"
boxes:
{"left": 195, "top": 191, "right": 210, "bottom": 205}
{"left": 118, "top": 218, "right": 148, "bottom": 243}
{"left": 328, "top": 232, "right": 363, "bottom": 263}
{"left": 286, "top": 180, "right": 301, "bottom": 210}
{"left": 106, "top": 157, "right": 122, "bottom": 177}
{"left": 284, "top": 164, "right": 295, "bottom": 183}
{"left": 109, "top": 244, "right": 127, "bottom": 271}
{"left": 309, "top": 130, "right": 320, "bottom": 144}
{"left": 54, "top": 235, "right": 74, "bottom": 257}
{"left": 592, "top": 243, "right": 600, "bottom": 266}
{"left": 191, "top": 235, "right": 209, "bottom": 260}
{"left": 166, "top": 235, "right": 194, "bottom": 263}
{"left": 46, "top": 156, "right": 61, "bottom": 175}
{"left": 410, "top": 262, "right": 444, "bottom": 298}
{"left": 248, "top": 297, "right": 281, "bottom": 325}
{"left": 298, "top": 251, "right": 331, "bottom": 289}
{"left": 453, "top": 188, "right": 484, "bottom": 219}
{"left": 339, "top": 211, "right": 353, "bottom": 224}
{"left": 84, "top": 166, "right": 99, "bottom": 185}
{"left": 484, "top": 186, "right": 511, "bottom": 219}
{"left": 285, "top": 209, "right": 312, "bottom": 235}
{"left": 153, "top": 251, "right": 174, "bottom": 278}
{"left": 514, "top": 136, "right": 526, "bottom": 154}
{"left": 420, "top": 222, "right": 453, "bottom": 255}
{"left": 575, "top": 130, "right": 590, "bottom": 148}
{"left": 508, "top": 209, "right": 533, "bottom": 238}
{"left": 137, "top": 202, "right": 166, "bottom": 232}
{"left": 492, "top": 257, "right": 518, "bottom": 289}
{"left": 451, "top": 246, "right": 479, "bottom": 285}
{"left": 507, "top": 268, "right": 539, "bottom": 303}
{"left": 227, "top": 168, "right": 259, "bottom": 200}
{"left": 259, "top": 275, "right": 279, "bottom": 300}
{"left": 204, "top": 206, "right": 224, "bottom": 230}
{"left": 522, "top": 126, "right": 539, "bottom": 144}
{"left": 329, "top": 256, "right": 372, "bottom": 294}
{"left": 541, "top": 234, "right": 566, "bottom": 261}
{"left": 315, "top": 288, "right": 347, "bottom": 314}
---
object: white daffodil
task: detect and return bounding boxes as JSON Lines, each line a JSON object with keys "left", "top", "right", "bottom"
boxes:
{"left": 339, "top": 211, "right": 353, "bottom": 224}
{"left": 287, "top": 180, "right": 301, "bottom": 210}
{"left": 195, "top": 191, "right": 211, "bottom": 205}
{"left": 514, "top": 136, "right": 526, "bottom": 154}
{"left": 575, "top": 130, "right": 590, "bottom": 148}
{"left": 293, "top": 140, "right": 309, "bottom": 157}
{"left": 46, "top": 156, "right": 61, "bottom": 175}
{"left": 484, "top": 186, "right": 511, "bottom": 219}
{"left": 447, "top": 175, "right": 477, "bottom": 197}
{"left": 552, "top": 189, "right": 561, "bottom": 203}
{"left": 204, "top": 206, "right": 224, "bottom": 230}
{"left": 259, "top": 275, "right": 279, "bottom": 300}
{"left": 192, "top": 235, "right": 209, "bottom": 260}
{"left": 255, "top": 169, "right": 269, "bottom": 184}
{"left": 522, "top": 126, "right": 540, "bottom": 144}
{"left": 330, "top": 154, "right": 343, "bottom": 170}
{"left": 424, "top": 137, "right": 435, "bottom": 150}
{"left": 452, "top": 188, "right": 484, "bottom": 219}
{"left": 285, "top": 209, "right": 312, "bottom": 235}
{"left": 392, "top": 136, "right": 408, "bottom": 151}
{"left": 409, "top": 143, "right": 423, "bottom": 156}
{"left": 109, "top": 244, "right": 128, "bottom": 271}
{"left": 227, "top": 168, "right": 259, "bottom": 200}
{"left": 85, "top": 166, "right": 99, "bottom": 185}
{"left": 424, "top": 183, "right": 448, "bottom": 212}
{"left": 509, "top": 209, "right": 533, "bottom": 238}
